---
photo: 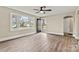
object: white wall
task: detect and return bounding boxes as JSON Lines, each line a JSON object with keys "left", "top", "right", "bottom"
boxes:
{"left": 45, "top": 12, "right": 75, "bottom": 35}
{"left": 44, "top": 10, "right": 79, "bottom": 39}
{"left": 0, "top": 7, "right": 37, "bottom": 41}
{"left": 74, "top": 9, "right": 79, "bottom": 39}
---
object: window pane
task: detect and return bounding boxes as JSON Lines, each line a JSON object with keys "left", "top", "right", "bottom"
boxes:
{"left": 12, "top": 15, "right": 17, "bottom": 28}
{"left": 19, "top": 16, "right": 30, "bottom": 28}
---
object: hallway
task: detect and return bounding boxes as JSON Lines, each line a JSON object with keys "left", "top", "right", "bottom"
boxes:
{"left": 0, "top": 33, "right": 78, "bottom": 52}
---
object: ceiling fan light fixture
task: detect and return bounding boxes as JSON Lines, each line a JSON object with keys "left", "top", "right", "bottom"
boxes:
{"left": 40, "top": 11, "right": 44, "bottom": 13}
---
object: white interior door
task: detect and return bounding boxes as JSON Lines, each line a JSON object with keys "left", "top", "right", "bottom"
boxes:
{"left": 64, "top": 17, "right": 73, "bottom": 34}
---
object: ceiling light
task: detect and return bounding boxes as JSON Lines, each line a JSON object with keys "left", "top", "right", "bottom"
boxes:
{"left": 40, "top": 11, "right": 44, "bottom": 13}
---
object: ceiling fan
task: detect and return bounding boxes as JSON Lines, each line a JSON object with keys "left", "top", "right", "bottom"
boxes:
{"left": 33, "top": 6, "right": 52, "bottom": 14}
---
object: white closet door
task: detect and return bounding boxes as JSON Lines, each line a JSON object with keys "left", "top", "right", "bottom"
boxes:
{"left": 64, "top": 18, "right": 70, "bottom": 33}
{"left": 70, "top": 18, "right": 73, "bottom": 34}
{"left": 64, "top": 18, "right": 73, "bottom": 33}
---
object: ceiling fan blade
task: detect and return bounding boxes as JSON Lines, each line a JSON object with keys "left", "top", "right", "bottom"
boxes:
{"left": 44, "top": 9, "right": 52, "bottom": 11}
{"left": 35, "top": 11, "right": 40, "bottom": 13}
{"left": 33, "top": 9, "right": 39, "bottom": 11}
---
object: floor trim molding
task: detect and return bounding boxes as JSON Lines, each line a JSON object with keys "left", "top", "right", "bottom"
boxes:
{"left": 0, "top": 32, "right": 36, "bottom": 42}
{"left": 75, "top": 36, "right": 79, "bottom": 39}
{"left": 46, "top": 32, "right": 64, "bottom": 36}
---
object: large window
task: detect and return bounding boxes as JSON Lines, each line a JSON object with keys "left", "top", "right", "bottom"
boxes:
{"left": 10, "top": 13, "right": 35, "bottom": 31}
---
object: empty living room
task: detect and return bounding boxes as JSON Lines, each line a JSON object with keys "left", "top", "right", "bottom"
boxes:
{"left": 0, "top": 6, "right": 79, "bottom": 52}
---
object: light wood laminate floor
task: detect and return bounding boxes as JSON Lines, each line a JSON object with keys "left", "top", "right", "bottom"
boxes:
{"left": 0, "top": 33, "right": 79, "bottom": 52}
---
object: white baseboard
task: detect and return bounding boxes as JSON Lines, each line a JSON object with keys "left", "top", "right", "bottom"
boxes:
{"left": 46, "top": 32, "right": 64, "bottom": 36}
{"left": 0, "top": 32, "right": 36, "bottom": 42}
{"left": 47, "top": 32, "right": 79, "bottom": 39}
{"left": 73, "top": 34, "right": 79, "bottom": 39}
{"left": 75, "top": 36, "right": 79, "bottom": 39}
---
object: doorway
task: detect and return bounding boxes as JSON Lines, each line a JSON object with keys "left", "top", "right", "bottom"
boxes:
{"left": 36, "top": 18, "right": 46, "bottom": 33}
{"left": 64, "top": 16, "right": 73, "bottom": 37}
{"left": 36, "top": 18, "right": 42, "bottom": 33}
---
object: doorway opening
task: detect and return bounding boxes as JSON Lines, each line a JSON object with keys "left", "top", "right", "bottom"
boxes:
{"left": 36, "top": 18, "right": 46, "bottom": 33}
{"left": 63, "top": 16, "right": 73, "bottom": 37}
{"left": 36, "top": 18, "right": 42, "bottom": 33}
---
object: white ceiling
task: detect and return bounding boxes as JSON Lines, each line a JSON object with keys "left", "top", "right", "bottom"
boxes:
{"left": 7, "top": 6, "right": 78, "bottom": 17}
